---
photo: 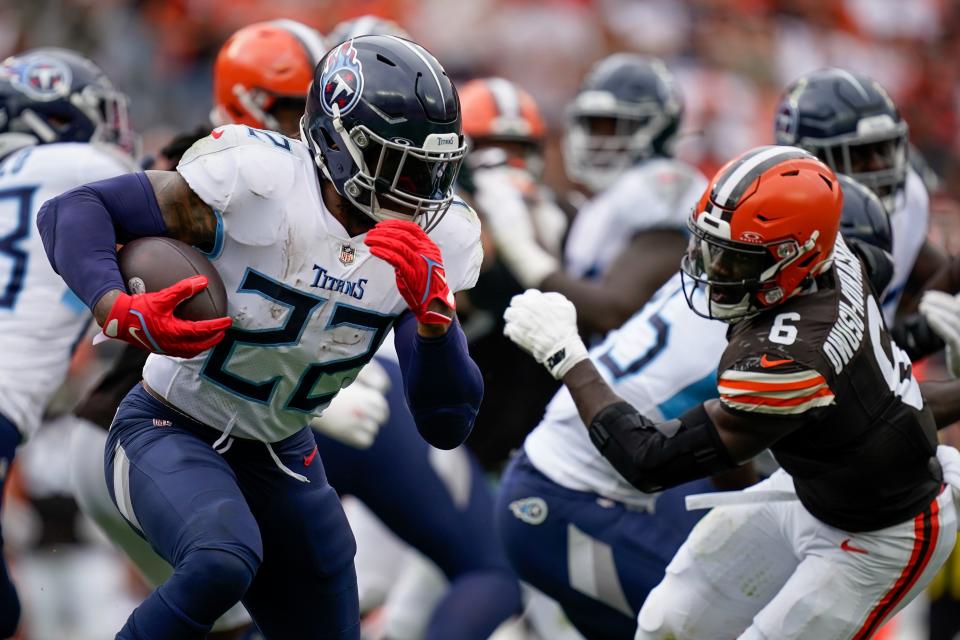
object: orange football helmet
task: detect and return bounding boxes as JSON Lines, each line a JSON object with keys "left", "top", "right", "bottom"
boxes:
{"left": 681, "top": 145, "right": 843, "bottom": 321}
{"left": 460, "top": 77, "right": 546, "bottom": 174}
{"left": 211, "top": 20, "right": 326, "bottom": 134}
{"left": 460, "top": 77, "right": 545, "bottom": 146}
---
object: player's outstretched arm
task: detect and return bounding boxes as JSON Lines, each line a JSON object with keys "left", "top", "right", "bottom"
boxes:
{"left": 365, "top": 220, "right": 484, "bottom": 450}
{"left": 36, "top": 171, "right": 230, "bottom": 357}
{"left": 503, "top": 289, "right": 794, "bottom": 492}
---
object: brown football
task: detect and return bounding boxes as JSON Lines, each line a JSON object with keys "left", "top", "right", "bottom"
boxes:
{"left": 117, "top": 237, "right": 228, "bottom": 321}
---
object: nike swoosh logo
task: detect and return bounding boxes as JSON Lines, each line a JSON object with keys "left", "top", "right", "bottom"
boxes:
{"left": 128, "top": 327, "right": 151, "bottom": 350}
{"left": 211, "top": 128, "right": 224, "bottom": 139}
{"left": 760, "top": 354, "right": 794, "bottom": 368}
{"left": 303, "top": 446, "right": 319, "bottom": 467}
{"left": 840, "top": 539, "right": 869, "bottom": 555}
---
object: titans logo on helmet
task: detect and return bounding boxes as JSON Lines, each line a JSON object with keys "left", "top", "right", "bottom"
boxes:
{"left": 320, "top": 40, "right": 365, "bottom": 117}
{"left": 1, "top": 54, "right": 72, "bottom": 102}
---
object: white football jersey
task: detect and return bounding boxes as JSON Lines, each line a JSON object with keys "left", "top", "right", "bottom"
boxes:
{"left": 881, "top": 168, "right": 929, "bottom": 323}
{"left": 143, "top": 125, "right": 483, "bottom": 443}
{"left": 0, "top": 143, "right": 133, "bottom": 437}
{"left": 524, "top": 273, "right": 726, "bottom": 509}
{"left": 564, "top": 158, "right": 706, "bottom": 280}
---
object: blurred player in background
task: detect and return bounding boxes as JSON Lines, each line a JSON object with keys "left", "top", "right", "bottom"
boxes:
{"left": 495, "top": 172, "right": 895, "bottom": 639}
{"left": 0, "top": 47, "right": 138, "bottom": 638}
{"left": 455, "top": 77, "right": 564, "bottom": 470}
{"left": 40, "top": 34, "right": 484, "bottom": 639}
{"left": 505, "top": 146, "right": 960, "bottom": 640}
{"left": 326, "top": 14, "right": 409, "bottom": 45}
{"left": 774, "top": 68, "right": 953, "bottom": 360}
{"left": 484, "top": 54, "right": 706, "bottom": 340}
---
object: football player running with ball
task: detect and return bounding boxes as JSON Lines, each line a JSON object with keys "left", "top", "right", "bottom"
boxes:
{"left": 38, "top": 35, "right": 483, "bottom": 640}
{"left": 504, "top": 146, "right": 960, "bottom": 639}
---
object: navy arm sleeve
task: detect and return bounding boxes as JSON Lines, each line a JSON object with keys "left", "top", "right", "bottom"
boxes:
{"left": 394, "top": 312, "right": 484, "bottom": 450}
{"left": 589, "top": 402, "right": 735, "bottom": 493}
{"left": 37, "top": 172, "right": 167, "bottom": 310}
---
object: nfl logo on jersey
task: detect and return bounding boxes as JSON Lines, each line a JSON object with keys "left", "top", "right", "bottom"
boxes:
{"left": 339, "top": 244, "right": 355, "bottom": 266}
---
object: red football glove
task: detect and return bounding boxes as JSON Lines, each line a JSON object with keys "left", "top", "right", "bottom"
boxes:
{"left": 100, "top": 275, "right": 232, "bottom": 358}
{"left": 364, "top": 220, "right": 455, "bottom": 325}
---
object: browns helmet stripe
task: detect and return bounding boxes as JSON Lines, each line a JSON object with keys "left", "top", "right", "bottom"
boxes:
{"left": 269, "top": 19, "right": 326, "bottom": 67}
{"left": 486, "top": 77, "right": 521, "bottom": 120}
{"left": 708, "top": 145, "right": 813, "bottom": 219}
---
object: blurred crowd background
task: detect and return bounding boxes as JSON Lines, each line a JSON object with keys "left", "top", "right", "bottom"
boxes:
{"left": 3, "top": 0, "right": 960, "bottom": 638}
{"left": 5, "top": 0, "right": 960, "bottom": 207}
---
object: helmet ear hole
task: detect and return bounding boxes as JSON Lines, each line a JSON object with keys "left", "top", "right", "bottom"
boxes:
{"left": 319, "top": 126, "right": 339, "bottom": 151}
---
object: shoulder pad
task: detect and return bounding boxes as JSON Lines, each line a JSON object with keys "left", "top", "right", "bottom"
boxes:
{"left": 177, "top": 125, "right": 301, "bottom": 246}
{"left": 431, "top": 197, "right": 483, "bottom": 292}
{"left": 718, "top": 305, "right": 837, "bottom": 417}
{"left": 14, "top": 143, "right": 132, "bottom": 190}
{"left": 606, "top": 159, "right": 707, "bottom": 233}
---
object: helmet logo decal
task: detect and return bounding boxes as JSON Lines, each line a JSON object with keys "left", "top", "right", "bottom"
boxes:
{"left": 774, "top": 102, "right": 798, "bottom": 144}
{"left": 2, "top": 54, "right": 72, "bottom": 102}
{"left": 740, "top": 231, "right": 763, "bottom": 244}
{"left": 320, "top": 40, "right": 364, "bottom": 117}
{"left": 339, "top": 243, "right": 355, "bottom": 266}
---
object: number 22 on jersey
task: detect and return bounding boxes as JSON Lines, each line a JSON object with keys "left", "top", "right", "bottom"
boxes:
{"left": 201, "top": 268, "right": 395, "bottom": 413}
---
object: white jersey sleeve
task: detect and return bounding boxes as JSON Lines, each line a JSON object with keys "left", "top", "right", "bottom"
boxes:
{"left": 429, "top": 197, "right": 483, "bottom": 292}
{"left": 882, "top": 168, "right": 930, "bottom": 322}
{"left": 564, "top": 158, "right": 706, "bottom": 279}
{"left": 177, "top": 125, "right": 300, "bottom": 247}
{"left": 0, "top": 143, "right": 133, "bottom": 438}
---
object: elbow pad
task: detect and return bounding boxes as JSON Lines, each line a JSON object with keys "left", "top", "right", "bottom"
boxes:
{"left": 588, "top": 402, "right": 734, "bottom": 493}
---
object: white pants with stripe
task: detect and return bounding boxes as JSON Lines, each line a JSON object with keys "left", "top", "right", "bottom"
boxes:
{"left": 636, "top": 468, "right": 957, "bottom": 640}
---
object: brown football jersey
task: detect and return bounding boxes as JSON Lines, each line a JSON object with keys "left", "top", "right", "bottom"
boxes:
{"left": 718, "top": 237, "right": 941, "bottom": 531}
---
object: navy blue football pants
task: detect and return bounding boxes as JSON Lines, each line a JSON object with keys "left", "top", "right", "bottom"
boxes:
{"left": 317, "top": 356, "right": 521, "bottom": 640}
{"left": 496, "top": 451, "right": 712, "bottom": 640}
{"left": 105, "top": 384, "right": 359, "bottom": 640}
{"left": 0, "top": 412, "right": 19, "bottom": 638}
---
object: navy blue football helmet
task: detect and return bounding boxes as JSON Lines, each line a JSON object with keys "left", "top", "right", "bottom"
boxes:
{"left": 774, "top": 68, "right": 907, "bottom": 211}
{"left": 302, "top": 35, "right": 465, "bottom": 232}
{"left": 563, "top": 54, "right": 683, "bottom": 192}
{"left": 837, "top": 173, "right": 894, "bottom": 294}
{"left": 0, "top": 48, "right": 136, "bottom": 160}
{"left": 837, "top": 173, "right": 892, "bottom": 253}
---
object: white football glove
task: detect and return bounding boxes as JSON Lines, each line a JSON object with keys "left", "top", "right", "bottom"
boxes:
{"left": 503, "top": 289, "right": 589, "bottom": 379}
{"left": 919, "top": 289, "right": 960, "bottom": 378}
{"left": 310, "top": 360, "right": 390, "bottom": 449}
{"left": 473, "top": 167, "right": 559, "bottom": 288}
